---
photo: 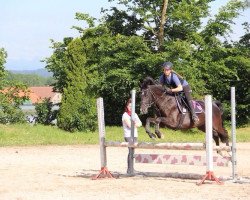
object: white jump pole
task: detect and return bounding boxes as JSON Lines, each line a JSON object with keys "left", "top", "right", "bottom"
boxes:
{"left": 92, "top": 97, "right": 113, "bottom": 179}
{"left": 97, "top": 98, "right": 106, "bottom": 169}
{"left": 206, "top": 95, "right": 213, "bottom": 174}
{"left": 127, "top": 89, "right": 136, "bottom": 175}
{"left": 197, "top": 95, "right": 223, "bottom": 185}
{"left": 231, "top": 87, "right": 237, "bottom": 180}
{"left": 131, "top": 89, "right": 136, "bottom": 139}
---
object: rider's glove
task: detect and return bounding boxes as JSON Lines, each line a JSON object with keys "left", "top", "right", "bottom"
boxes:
{"left": 164, "top": 86, "right": 173, "bottom": 94}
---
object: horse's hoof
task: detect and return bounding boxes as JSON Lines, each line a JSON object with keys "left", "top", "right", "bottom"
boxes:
{"left": 155, "top": 131, "right": 164, "bottom": 139}
{"left": 149, "top": 135, "right": 156, "bottom": 140}
{"left": 227, "top": 151, "right": 232, "bottom": 158}
{"left": 217, "top": 150, "right": 225, "bottom": 157}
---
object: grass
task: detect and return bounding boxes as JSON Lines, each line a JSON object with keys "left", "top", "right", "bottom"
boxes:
{"left": 0, "top": 123, "right": 249, "bottom": 147}
{"left": 0, "top": 124, "right": 99, "bottom": 146}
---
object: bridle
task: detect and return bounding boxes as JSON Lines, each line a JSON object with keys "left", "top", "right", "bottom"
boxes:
{"left": 141, "top": 85, "right": 166, "bottom": 110}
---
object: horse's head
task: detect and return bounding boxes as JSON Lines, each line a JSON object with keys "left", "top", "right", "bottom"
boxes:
{"left": 139, "top": 77, "right": 157, "bottom": 114}
{"left": 140, "top": 86, "right": 154, "bottom": 114}
{"left": 140, "top": 77, "right": 171, "bottom": 114}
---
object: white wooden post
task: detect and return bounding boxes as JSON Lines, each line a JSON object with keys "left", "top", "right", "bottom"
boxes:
{"left": 197, "top": 95, "right": 223, "bottom": 185}
{"left": 205, "top": 95, "right": 213, "bottom": 172}
{"left": 127, "top": 89, "right": 136, "bottom": 175}
{"left": 231, "top": 87, "right": 237, "bottom": 180}
{"left": 92, "top": 97, "right": 113, "bottom": 179}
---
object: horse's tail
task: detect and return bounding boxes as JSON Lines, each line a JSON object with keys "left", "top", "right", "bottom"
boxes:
{"left": 213, "top": 100, "right": 229, "bottom": 144}
{"left": 213, "top": 100, "right": 224, "bottom": 115}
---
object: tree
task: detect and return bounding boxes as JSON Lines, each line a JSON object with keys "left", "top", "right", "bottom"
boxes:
{"left": 35, "top": 98, "right": 58, "bottom": 125}
{"left": 46, "top": 0, "right": 249, "bottom": 127}
{"left": 47, "top": 38, "right": 97, "bottom": 132}
{"left": 221, "top": 22, "right": 250, "bottom": 126}
{"left": 0, "top": 48, "right": 7, "bottom": 79}
{"left": 44, "top": 38, "right": 72, "bottom": 93}
{"left": 0, "top": 48, "right": 28, "bottom": 124}
{"left": 5, "top": 72, "right": 55, "bottom": 87}
{"left": 0, "top": 84, "right": 29, "bottom": 124}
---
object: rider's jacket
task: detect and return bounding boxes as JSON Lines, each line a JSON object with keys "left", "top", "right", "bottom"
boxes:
{"left": 159, "top": 72, "right": 188, "bottom": 89}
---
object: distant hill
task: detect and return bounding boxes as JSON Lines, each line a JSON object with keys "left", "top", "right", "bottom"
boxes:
{"left": 9, "top": 68, "right": 52, "bottom": 77}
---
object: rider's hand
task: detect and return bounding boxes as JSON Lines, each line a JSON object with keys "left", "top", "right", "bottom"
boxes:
{"left": 165, "top": 87, "right": 173, "bottom": 94}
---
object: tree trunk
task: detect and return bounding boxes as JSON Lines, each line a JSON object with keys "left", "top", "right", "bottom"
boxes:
{"left": 158, "top": 0, "right": 169, "bottom": 51}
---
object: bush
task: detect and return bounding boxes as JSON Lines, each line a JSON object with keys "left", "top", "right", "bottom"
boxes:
{"left": 0, "top": 104, "right": 25, "bottom": 124}
{"left": 35, "top": 98, "right": 58, "bottom": 125}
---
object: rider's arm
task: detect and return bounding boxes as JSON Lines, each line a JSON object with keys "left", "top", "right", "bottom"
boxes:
{"left": 171, "top": 74, "right": 183, "bottom": 93}
{"left": 171, "top": 84, "right": 183, "bottom": 93}
{"left": 159, "top": 74, "right": 164, "bottom": 85}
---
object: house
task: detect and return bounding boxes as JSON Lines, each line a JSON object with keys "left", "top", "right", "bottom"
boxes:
{"left": 27, "top": 86, "right": 62, "bottom": 104}
{"left": 20, "top": 86, "right": 61, "bottom": 112}
{"left": 1, "top": 86, "right": 61, "bottom": 105}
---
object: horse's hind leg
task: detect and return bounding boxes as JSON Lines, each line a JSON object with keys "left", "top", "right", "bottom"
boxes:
{"left": 213, "top": 130, "right": 226, "bottom": 156}
{"left": 198, "top": 125, "right": 223, "bottom": 155}
{"left": 217, "top": 126, "right": 230, "bottom": 146}
{"left": 145, "top": 117, "right": 157, "bottom": 139}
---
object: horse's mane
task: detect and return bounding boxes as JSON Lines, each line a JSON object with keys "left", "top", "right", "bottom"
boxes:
{"left": 140, "top": 76, "right": 169, "bottom": 94}
{"left": 140, "top": 76, "right": 158, "bottom": 89}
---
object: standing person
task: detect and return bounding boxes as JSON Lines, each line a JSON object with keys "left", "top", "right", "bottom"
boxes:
{"left": 122, "top": 98, "right": 142, "bottom": 174}
{"left": 159, "top": 61, "right": 199, "bottom": 125}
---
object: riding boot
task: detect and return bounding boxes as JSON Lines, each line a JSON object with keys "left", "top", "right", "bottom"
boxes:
{"left": 188, "top": 100, "right": 199, "bottom": 125}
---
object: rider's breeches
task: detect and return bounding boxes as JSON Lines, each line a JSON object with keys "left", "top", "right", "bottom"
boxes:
{"left": 183, "top": 85, "right": 193, "bottom": 102}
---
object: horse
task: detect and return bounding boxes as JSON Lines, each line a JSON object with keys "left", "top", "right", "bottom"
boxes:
{"left": 139, "top": 77, "right": 229, "bottom": 149}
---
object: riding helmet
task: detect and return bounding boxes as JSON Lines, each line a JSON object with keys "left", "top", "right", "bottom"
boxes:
{"left": 162, "top": 61, "right": 173, "bottom": 70}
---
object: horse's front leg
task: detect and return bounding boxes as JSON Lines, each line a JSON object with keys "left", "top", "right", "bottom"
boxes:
{"left": 145, "top": 117, "right": 157, "bottom": 139}
{"left": 155, "top": 117, "right": 164, "bottom": 139}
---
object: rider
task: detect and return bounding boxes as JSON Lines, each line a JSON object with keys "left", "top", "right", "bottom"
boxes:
{"left": 159, "top": 61, "right": 199, "bottom": 125}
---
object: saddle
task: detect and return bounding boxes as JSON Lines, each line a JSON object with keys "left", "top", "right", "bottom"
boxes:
{"left": 175, "top": 92, "right": 203, "bottom": 114}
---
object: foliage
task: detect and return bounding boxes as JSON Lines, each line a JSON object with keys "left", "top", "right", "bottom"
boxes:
{"left": 0, "top": 51, "right": 29, "bottom": 124}
{"left": 44, "top": 39, "right": 70, "bottom": 93}
{"left": 0, "top": 48, "right": 7, "bottom": 79}
{"left": 0, "top": 87, "right": 27, "bottom": 124}
{"left": 5, "top": 71, "right": 55, "bottom": 86}
{"left": 45, "top": 0, "right": 249, "bottom": 128}
{"left": 35, "top": 98, "right": 58, "bottom": 125}
{"left": 82, "top": 26, "right": 167, "bottom": 125}
{"left": 0, "top": 48, "right": 32, "bottom": 124}
{"left": 0, "top": 102, "right": 25, "bottom": 124}
{"left": 48, "top": 38, "right": 97, "bottom": 132}
{"left": 221, "top": 23, "right": 250, "bottom": 125}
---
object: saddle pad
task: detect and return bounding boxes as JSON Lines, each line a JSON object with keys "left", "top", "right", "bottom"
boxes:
{"left": 192, "top": 100, "right": 203, "bottom": 113}
{"left": 181, "top": 101, "right": 203, "bottom": 114}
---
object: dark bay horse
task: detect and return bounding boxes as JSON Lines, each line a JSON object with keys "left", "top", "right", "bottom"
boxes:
{"left": 140, "top": 77, "right": 229, "bottom": 148}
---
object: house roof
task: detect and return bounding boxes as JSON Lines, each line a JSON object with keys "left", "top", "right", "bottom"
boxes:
{"left": 1, "top": 86, "right": 60, "bottom": 104}
{"left": 28, "top": 86, "right": 59, "bottom": 104}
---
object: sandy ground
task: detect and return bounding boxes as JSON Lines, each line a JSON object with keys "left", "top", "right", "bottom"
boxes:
{"left": 0, "top": 143, "right": 250, "bottom": 200}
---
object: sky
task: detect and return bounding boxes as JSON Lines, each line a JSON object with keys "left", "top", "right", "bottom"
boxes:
{"left": 0, "top": 0, "right": 249, "bottom": 71}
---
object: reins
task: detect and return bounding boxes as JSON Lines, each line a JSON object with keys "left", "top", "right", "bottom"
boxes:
{"left": 141, "top": 85, "right": 167, "bottom": 110}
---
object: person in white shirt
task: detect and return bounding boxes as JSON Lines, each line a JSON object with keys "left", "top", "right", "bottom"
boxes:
{"left": 122, "top": 98, "right": 142, "bottom": 174}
